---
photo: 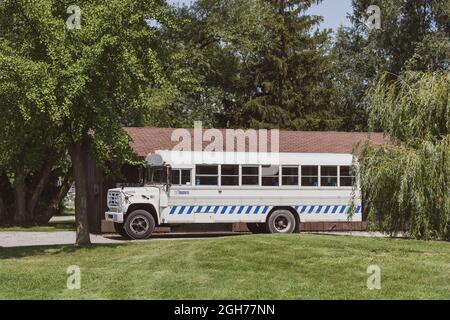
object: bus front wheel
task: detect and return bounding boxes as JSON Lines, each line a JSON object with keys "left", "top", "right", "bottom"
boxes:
{"left": 124, "top": 210, "right": 155, "bottom": 240}
{"left": 267, "top": 210, "right": 296, "bottom": 234}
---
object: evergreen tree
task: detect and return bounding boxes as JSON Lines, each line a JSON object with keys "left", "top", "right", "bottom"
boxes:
{"left": 237, "top": 0, "right": 341, "bottom": 130}
{"left": 168, "top": 0, "right": 340, "bottom": 130}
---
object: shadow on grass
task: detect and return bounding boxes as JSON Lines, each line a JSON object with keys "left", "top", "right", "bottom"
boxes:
{"left": 0, "top": 243, "right": 126, "bottom": 260}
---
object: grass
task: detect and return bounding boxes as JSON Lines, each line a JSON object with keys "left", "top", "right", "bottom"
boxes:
{"left": 0, "top": 220, "right": 75, "bottom": 232}
{"left": 0, "top": 234, "right": 449, "bottom": 299}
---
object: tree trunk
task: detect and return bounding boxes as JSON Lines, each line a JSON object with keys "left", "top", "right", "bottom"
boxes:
{"left": 14, "top": 168, "right": 28, "bottom": 223}
{"left": 69, "top": 137, "right": 91, "bottom": 246}
{"left": 27, "top": 161, "right": 53, "bottom": 219}
{"left": 0, "top": 192, "right": 7, "bottom": 223}
{"left": 0, "top": 173, "right": 13, "bottom": 222}
{"left": 39, "top": 167, "right": 74, "bottom": 224}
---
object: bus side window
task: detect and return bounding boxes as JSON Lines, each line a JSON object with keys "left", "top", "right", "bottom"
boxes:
{"left": 171, "top": 169, "right": 192, "bottom": 185}
{"left": 282, "top": 166, "right": 299, "bottom": 186}
{"left": 321, "top": 166, "right": 338, "bottom": 187}
{"left": 221, "top": 165, "right": 239, "bottom": 186}
{"left": 195, "top": 165, "right": 218, "bottom": 186}
{"left": 171, "top": 170, "right": 180, "bottom": 185}
{"left": 181, "top": 169, "right": 191, "bottom": 185}
{"left": 340, "top": 166, "right": 354, "bottom": 187}
{"left": 242, "top": 166, "right": 259, "bottom": 185}
{"left": 301, "top": 166, "right": 318, "bottom": 186}
{"left": 262, "top": 165, "right": 279, "bottom": 186}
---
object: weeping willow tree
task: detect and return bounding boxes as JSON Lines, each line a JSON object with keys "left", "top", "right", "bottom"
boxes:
{"left": 358, "top": 72, "right": 449, "bottom": 240}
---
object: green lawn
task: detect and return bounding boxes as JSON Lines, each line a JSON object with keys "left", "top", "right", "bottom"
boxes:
{"left": 0, "top": 234, "right": 449, "bottom": 299}
{"left": 0, "top": 220, "right": 75, "bottom": 232}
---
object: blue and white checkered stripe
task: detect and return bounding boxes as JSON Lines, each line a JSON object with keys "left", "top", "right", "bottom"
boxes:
{"left": 293, "top": 205, "right": 361, "bottom": 215}
{"left": 169, "top": 205, "right": 360, "bottom": 215}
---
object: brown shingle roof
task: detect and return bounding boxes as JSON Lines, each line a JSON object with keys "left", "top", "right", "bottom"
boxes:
{"left": 124, "top": 127, "right": 387, "bottom": 157}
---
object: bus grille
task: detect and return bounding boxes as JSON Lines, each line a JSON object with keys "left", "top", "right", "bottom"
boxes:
{"left": 108, "top": 191, "right": 121, "bottom": 208}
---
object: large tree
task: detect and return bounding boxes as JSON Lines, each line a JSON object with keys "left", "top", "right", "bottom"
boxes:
{"left": 0, "top": 0, "right": 176, "bottom": 245}
{"left": 166, "top": 0, "right": 340, "bottom": 130}
{"left": 333, "top": 0, "right": 450, "bottom": 131}
{"left": 157, "top": 0, "right": 274, "bottom": 128}
{"left": 237, "top": 0, "right": 340, "bottom": 130}
{"left": 358, "top": 72, "right": 449, "bottom": 240}
{"left": 0, "top": 40, "right": 71, "bottom": 225}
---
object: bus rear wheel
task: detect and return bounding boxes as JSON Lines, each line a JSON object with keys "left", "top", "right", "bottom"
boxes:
{"left": 267, "top": 209, "right": 296, "bottom": 234}
{"left": 124, "top": 210, "right": 155, "bottom": 240}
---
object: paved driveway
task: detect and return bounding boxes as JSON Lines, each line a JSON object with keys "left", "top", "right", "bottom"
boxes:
{"left": 0, "top": 232, "right": 125, "bottom": 247}
{"left": 0, "top": 231, "right": 248, "bottom": 247}
{"left": 0, "top": 230, "right": 398, "bottom": 248}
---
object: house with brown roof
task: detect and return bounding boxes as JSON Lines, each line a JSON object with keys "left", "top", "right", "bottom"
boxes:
{"left": 124, "top": 127, "right": 386, "bottom": 157}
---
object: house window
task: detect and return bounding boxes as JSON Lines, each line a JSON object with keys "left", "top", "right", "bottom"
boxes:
{"left": 171, "top": 169, "right": 191, "bottom": 185}
{"left": 221, "top": 165, "right": 239, "bottom": 186}
{"left": 340, "top": 166, "right": 354, "bottom": 187}
{"left": 262, "top": 165, "right": 279, "bottom": 186}
{"left": 301, "top": 166, "right": 318, "bottom": 186}
{"left": 242, "top": 166, "right": 259, "bottom": 185}
{"left": 321, "top": 166, "right": 338, "bottom": 187}
{"left": 195, "top": 165, "right": 218, "bottom": 186}
{"left": 282, "top": 166, "right": 299, "bottom": 186}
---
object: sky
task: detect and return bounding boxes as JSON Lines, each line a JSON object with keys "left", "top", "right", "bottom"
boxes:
{"left": 307, "top": 0, "right": 353, "bottom": 30}
{"left": 167, "top": 0, "right": 354, "bottom": 31}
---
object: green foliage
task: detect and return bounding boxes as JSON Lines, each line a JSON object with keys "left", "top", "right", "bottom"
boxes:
{"left": 161, "top": 0, "right": 340, "bottom": 130}
{"left": 358, "top": 72, "right": 450, "bottom": 240}
{"left": 333, "top": 0, "right": 450, "bottom": 131}
{"left": 367, "top": 72, "right": 449, "bottom": 143}
{"left": 0, "top": 0, "right": 180, "bottom": 164}
{"left": 0, "top": 0, "right": 178, "bottom": 229}
{"left": 237, "top": 0, "right": 341, "bottom": 130}
{"left": 0, "top": 52, "right": 59, "bottom": 171}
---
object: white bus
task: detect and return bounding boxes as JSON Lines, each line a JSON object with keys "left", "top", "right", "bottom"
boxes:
{"left": 105, "top": 150, "right": 361, "bottom": 239}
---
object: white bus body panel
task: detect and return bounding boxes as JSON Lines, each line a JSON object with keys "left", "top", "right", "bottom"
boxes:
{"left": 154, "top": 150, "right": 361, "bottom": 224}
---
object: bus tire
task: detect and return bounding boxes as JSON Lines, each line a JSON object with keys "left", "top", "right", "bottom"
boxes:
{"left": 267, "top": 209, "right": 296, "bottom": 234}
{"left": 114, "top": 222, "right": 129, "bottom": 239}
{"left": 246, "top": 223, "right": 266, "bottom": 234}
{"left": 124, "top": 210, "right": 155, "bottom": 240}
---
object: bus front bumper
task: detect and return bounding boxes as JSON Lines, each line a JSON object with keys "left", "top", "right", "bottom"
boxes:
{"left": 105, "top": 211, "right": 124, "bottom": 223}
